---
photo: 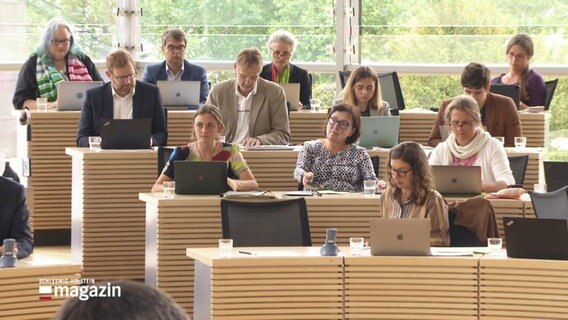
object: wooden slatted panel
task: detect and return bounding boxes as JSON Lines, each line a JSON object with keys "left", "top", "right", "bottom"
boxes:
{"left": 479, "top": 257, "right": 568, "bottom": 319}
{"left": 519, "top": 112, "right": 549, "bottom": 148}
{"left": 399, "top": 111, "right": 435, "bottom": 145}
{"left": 344, "top": 256, "right": 479, "bottom": 320}
{"left": 289, "top": 110, "right": 326, "bottom": 145}
{"left": 241, "top": 149, "right": 300, "bottom": 190}
{"left": 167, "top": 110, "right": 195, "bottom": 146}
{"left": 69, "top": 149, "right": 157, "bottom": 280}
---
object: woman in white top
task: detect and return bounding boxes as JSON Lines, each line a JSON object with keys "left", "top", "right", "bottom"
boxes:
{"left": 429, "top": 95, "right": 514, "bottom": 193}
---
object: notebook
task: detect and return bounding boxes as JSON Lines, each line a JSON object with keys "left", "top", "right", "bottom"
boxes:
{"left": 99, "top": 118, "right": 151, "bottom": 149}
{"left": 57, "top": 81, "right": 103, "bottom": 111}
{"left": 431, "top": 165, "right": 482, "bottom": 197}
{"left": 279, "top": 83, "right": 301, "bottom": 111}
{"left": 370, "top": 218, "right": 431, "bottom": 256}
{"left": 173, "top": 161, "right": 228, "bottom": 195}
{"left": 503, "top": 217, "right": 568, "bottom": 260}
{"left": 490, "top": 84, "right": 521, "bottom": 110}
{"left": 359, "top": 116, "right": 400, "bottom": 148}
{"left": 157, "top": 80, "right": 200, "bottom": 110}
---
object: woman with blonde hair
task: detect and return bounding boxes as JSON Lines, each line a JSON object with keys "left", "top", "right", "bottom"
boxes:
{"left": 336, "top": 66, "right": 390, "bottom": 116}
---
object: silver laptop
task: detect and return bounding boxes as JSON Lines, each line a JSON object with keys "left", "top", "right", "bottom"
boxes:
{"left": 157, "top": 80, "right": 200, "bottom": 110}
{"left": 359, "top": 116, "right": 400, "bottom": 148}
{"left": 432, "top": 165, "right": 482, "bottom": 197}
{"left": 279, "top": 83, "right": 301, "bottom": 111}
{"left": 370, "top": 218, "right": 431, "bottom": 256}
{"left": 57, "top": 81, "right": 103, "bottom": 111}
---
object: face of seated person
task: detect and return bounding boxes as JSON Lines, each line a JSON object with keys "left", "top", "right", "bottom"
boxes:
{"left": 235, "top": 64, "right": 261, "bottom": 97}
{"left": 326, "top": 111, "right": 354, "bottom": 146}
{"left": 353, "top": 77, "right": 376, "bottom": 107}
{"left": 49, "top": 25, "right": 72, "bottom": 63}
{"left": 449, "top": 109, "right": 478, "bottom": 146}
{"left": 507, "top": 45, "right": 530, "bottom": 74}
{"left": 390, "top": 158, "right": 414, "bottom": 192}
{"left": 163, "top": 37, "right": 186, "bottom": 70}
{"left": 194, "top": 113, "right": 223, "bottom": 144}
{"left": 270, "top": 40, "right": 293, "bottom": 71}
{"left": 107, "top": 64, "right": 136, "bottom": 97}
{"left": 463, "top": 85, "right": 489, "bottom": 109}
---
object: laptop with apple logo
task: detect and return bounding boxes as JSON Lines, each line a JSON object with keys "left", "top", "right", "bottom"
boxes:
{"left": 370, "top": 218, "right": 431, "bottom": 256}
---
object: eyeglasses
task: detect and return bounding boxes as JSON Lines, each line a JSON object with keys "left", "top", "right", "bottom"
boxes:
{"left": 112, "top": 73, "right": 136, "bottom": 83}
{"left": 328, "top": 117, "right": 351, "bottom": 129}
{"left": 51, "top": 38, "right": 71, "bottom": 46}
{"left": 271, "top": 49, "right": 292, "bottom": 58}
{"left": 507, "top": 52, "right": 528, "bottom": 61}
{"left": 390, "top": 168, "right": 413, "bottom": 177}
{"left": 166, "top": 45, "right": 186, "bottom": 52}
{"left": 449, "top": 120, "right": 474, "bottom": 130}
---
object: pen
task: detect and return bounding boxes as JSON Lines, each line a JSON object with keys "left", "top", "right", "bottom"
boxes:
{"left": 238, "top": 251, "right": 253, "bottom": 255}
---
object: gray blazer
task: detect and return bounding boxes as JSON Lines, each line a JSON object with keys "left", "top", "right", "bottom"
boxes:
{"left": 206, "top": 78, "right": 290, "bottom": 145}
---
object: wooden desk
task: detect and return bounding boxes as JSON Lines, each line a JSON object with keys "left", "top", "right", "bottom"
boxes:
{"left": 141, "top": 193, "right": 381, "bottom": 314}
{"left": 187, "top": 247, "right": 343, "bottom": 320}
{"left": 66, "top": 147, "right": 157, "bottom": 280}
{"left": 0, "top": 247, "right": 81, "bottom": 320}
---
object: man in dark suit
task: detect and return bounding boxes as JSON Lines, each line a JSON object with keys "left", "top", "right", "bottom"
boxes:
{"left": 0, "top": 177, "right": 33, "bottom": 259}
{"left": 142, "top": 28, "right": 209, "bottom": 104}
{"left": 76, "top": 49, "right": 167, "bottom": 147}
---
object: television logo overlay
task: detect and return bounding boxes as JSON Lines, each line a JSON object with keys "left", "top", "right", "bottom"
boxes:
{"left": 39, "top": 278, "right": 121, "bottom": 301}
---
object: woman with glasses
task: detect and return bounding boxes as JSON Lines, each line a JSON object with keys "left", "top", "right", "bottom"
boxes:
{"left": 429, "top": 95, "right": 514, "bottom": 193}
{"left": 335, "top": 66, "right": 391, "bottom": 116}
{"left": 379, "top": 141, "right": 449, "bottom": 246}
{"left": 13, "top": 18, "right": 103, "bottom": 110}
{"left": 293, "top": 103, "right": 379, "bottom": 192}
{"left": 491, "top": 33, "right": 546, "bottom": 109}
{"left": 260, "top": 30, "right": 311, "bottom": 109}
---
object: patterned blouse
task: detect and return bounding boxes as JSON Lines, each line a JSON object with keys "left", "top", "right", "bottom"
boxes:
{"left": 162, "top": 142, "right": 249, "bottom": 179}
{"left": 293, "top": 140, "right": 377, "bottom": 192}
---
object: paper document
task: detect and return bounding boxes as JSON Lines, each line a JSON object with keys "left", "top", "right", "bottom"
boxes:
{"left": 430, "top": 247, "right": 474, "bottom": 256}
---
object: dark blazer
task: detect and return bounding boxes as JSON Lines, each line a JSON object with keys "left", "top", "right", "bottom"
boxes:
{"left": 142, "top": 60, "right": 209, "bottom": 104}
{"left": 0, "top": 177, "right": 33, "bottom": 259}
{"left": 260, "top": 63, "right": 311, "bottom": 108}
{"left": 76, "top": 81, "right": 167, "bottom": 147}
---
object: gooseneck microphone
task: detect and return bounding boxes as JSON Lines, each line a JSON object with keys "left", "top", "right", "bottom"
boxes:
{"left": 320, "top": 228, "right": 339, "bottom": 256}
{"left": 0, "top": 239, "right": 17, "bottom": 268}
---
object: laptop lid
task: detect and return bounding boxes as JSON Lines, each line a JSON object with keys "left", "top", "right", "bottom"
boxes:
{"left": 157, "top": 80, "right": 200, "bottom": 110}
{"left": 99, "top": 118, "right": 151, "bottom": 149}
{"left": 503, "top": 217, "right": 568, "bottom": 260}
{"left": 432, "top": 165, "right": 482, "bottom": 197}
{"left": 173, "top": 161, "right": 228, "bottom": 195}
{"left": 279, "top": 83, "right": 301, "bottom": 111}
{"left": 359, "top": 116, "right": 400, "bottom": 148}
{"left": 57, "top": 81, "right": 103, "bottom": 111}
{"left": 490, "top": 84, "right": 520, "bottom": 110}
{"left": 370, "top": 218, "right": 431, "bottom": 256}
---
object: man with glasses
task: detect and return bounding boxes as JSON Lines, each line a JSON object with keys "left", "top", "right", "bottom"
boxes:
{"left": 76, "top": 49, "right": 167, "bottom": 147}
{"left": 142, "top": 28, "right": 209, "bottom": 104}
{"left": 428, "top": 63, "right": 521, "bottom": 147}
{"left": 206, "top": 47, "right": 290, "bottom": 147}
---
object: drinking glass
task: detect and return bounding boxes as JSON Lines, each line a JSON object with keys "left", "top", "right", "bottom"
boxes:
{"left": 163, "top": 181, "right": 175, "bottom": 198}
{"left": 88, "top": 136, "right": 101, "bottom": 151}
{"left": 514, "top": 136, "right": 527, "bottom": 149}
{"left": 218, "top": 239, "right": 233, "bottom": 258}
{"left": 363, "top": 180, "right": 377, "bottom": 196}
{"left": 350, "top": 237, "right": 364, "bottom": 255}
{"left": 487, "top": 238, "right": 502, "bottom": 256}
{"left": 36, "top": 98, "right": 48, "bottom": 112}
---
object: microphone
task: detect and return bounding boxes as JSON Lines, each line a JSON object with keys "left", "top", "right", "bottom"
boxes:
{"left": 0, "top": 239, "right": 17, "bottom": 268}
{"left": 320, "top": 228, "right": 339, "bottom": 256}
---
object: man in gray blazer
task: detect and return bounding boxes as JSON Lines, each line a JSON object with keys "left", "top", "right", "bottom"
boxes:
{"left": 142, "top": 28, "right": 209, "bottom": 104}
{"left": 206, "top": 47, "right": 290, "bottom": 146}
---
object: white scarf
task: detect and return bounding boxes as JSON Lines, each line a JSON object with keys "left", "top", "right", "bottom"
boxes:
{"left": 444, "top": 127, "right": 492, "bottom": 161}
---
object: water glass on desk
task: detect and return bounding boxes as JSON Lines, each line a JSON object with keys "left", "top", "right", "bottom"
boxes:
{"left": 310, "top": 99, "right": 321, "bottom": 112}
{"left": 514, "top": 136, "right": 527, "bottom": 149}
{"left": 364, "top": 180, "right": 377, "bottom": 196}
{"left": 487, "top": 237, "right": 502, "bottom": 256}
{"left": 36, "top": 98, "right": 48, "bottom": 112}
{"left": 350, "top": 237, "right": 364, "bottom": 256}
{"left": 219, "top": 239, "right": 233, "bottom": 258}
{"left": 88, "top": 136, "right": 101, "bottom": 152}
{"left": 163, "top": 181, "right": 175, "bottom": 199}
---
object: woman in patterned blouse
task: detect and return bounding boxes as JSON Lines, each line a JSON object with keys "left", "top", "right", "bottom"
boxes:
{"left": 151, "top": 104, "right": 258, "bottom": 192}
{"left": 293, "top": 103, "right": 378, "bottom": 192}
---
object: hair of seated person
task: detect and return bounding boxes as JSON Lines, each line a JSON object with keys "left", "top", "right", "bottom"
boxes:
{"left": 52, "top": 280, "right": 188, "bottom": 320}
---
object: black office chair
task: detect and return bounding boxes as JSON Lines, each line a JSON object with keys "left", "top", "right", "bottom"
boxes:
{"left": 220, "top": 198, "right": 312, "bottom": 247}
{"left": 448, "top": 210, "right": 482, "bottom": 247}
{"left": 338, "top": 70, "right": 351, "bottom": 89}
{"left": 529, "top": 185, "right": 568, "bottom": 221}
{"left": 544, "top": 79, "right": 558, "bottom": 110}
{"left": 156, "top": 146, "right": 175, "bottom": 176}
{"left": 544, "top": 161, "right": 568, "bottom": 192}
{"left": 508, "top": 155, "right": 529, "bottom": 188}
{"left": 447, "top": 196, "right": 498, "bottom": 247}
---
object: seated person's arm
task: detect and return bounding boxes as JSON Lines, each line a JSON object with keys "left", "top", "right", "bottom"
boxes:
{"left": 150, "top": 93, "right": 167, "bottom": 147}
{"left": 152, "top": 174, "right": 172, "bottom": 193}
{"left": 13, "top": 57, "right": 40, "bottom": 110}
{"left": 255, "top": 89, "right": 290, "bottom": 145}
{"left": 482, "top": 144, "right": 515, "bottom": 193}
{"left": 482, "top": 180, "right": 510, "bottom": 193}
{"left": 293, "top": 144, "right": 314, "bottom": 186}
{"left": 427, "top": 193, "right": 450, "bottom": 247}
{"left": 227, "top": 168, "right": 258, "bottom": 191}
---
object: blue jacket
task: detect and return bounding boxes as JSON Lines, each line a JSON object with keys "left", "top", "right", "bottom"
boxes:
{"left": 0, "top": 177, "right": 33, "bottom": 259}
{"left": 142, "top": 60, "right": 209, "bottom": 104}
{"left": 76, "top": 81, "right": 167, "bottom": 147}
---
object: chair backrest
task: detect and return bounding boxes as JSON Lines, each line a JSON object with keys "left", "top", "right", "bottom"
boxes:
{"left": 544, "top": 161, "right": 568, "bottom": 192}
{"left": 308, "top": 73, "right": 314, "bottom": 100}
{"left": 529, "top": 185, "right": 568, "bottom": 220}
{"left": 157, "top": 146, "right": 175, "bottom": 176}
{"left": 338, "top": 70, "right": 351, "bottom": 89}
{"left": 508, "top": 155, "right": 529, "bottom": 187}
{"left": 447, "top": 196, "right": 499, "bottom": 246}
{"left": 544, "top": 79, "right": 558, "bottom": 110}
{"left": 221, "top": 198, "right": 312, "bottom": 247}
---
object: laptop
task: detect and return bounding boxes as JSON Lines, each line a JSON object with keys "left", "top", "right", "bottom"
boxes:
{"left": 99, "top": 118, "right": 151, "bottom": 149}
{"left": 359, "top": 116, "right": 400, "bottom": 148}
{"left": 503, "top": 217, "right": 568, "bottom": 260}
{"left": 157, "top": 80, "right": 200, "bottom": 110}
{"left": 432, "top": 165, "right": 482, "bottom": 197}
{"left": 57, "top": 81, "right": 103, "bottom": 111}
{"left": 490, "top": 84, "right": 521, "bottom": 110}
{"left": 279, "top": 83, "right": 301, "bottom": 111}
{"left": 370, "top": 218, "right": 431, "bottom": 256}
{"left": 173, "top": 161, "right": 228, "bottom": 195}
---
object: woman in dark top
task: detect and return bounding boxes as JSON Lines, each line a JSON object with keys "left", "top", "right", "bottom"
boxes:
{"left": 13, "top": 18, "right": 102, "bottom": 110}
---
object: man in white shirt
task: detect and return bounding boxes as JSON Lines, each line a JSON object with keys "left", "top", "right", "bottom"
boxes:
{"left": 206, "top": 47, "right": 290, "bottom": 146}
{"left": 76, "top": 49, "right": 167, "bottom": 147}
